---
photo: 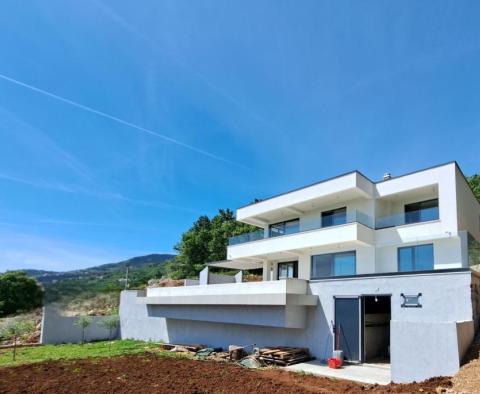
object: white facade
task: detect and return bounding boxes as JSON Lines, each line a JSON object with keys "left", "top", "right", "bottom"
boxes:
{"left": 120, "top": 162, "right": 480, "bottom": 384}
{"left": 227, "top": 161, "right": 480, "bottom": 280}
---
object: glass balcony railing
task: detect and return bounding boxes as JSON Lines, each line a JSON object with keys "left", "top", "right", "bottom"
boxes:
{"left": 375, "top": 207, "right": 439, "bottom": 229}
{"left": 228, "top": 229, "right": 265, "bottom": 246}
{"left": 228, "top": 210, "right": 374, "bottom": 246}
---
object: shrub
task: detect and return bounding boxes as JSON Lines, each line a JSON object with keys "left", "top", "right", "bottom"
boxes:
{"left": 1, "top": 320, "right": 35, "bottom": 360}
{"left": 74, "top": 316, "right": 92, "bottom": 345}
{"left": 0, "top": 272, "right": 43, "bottom": 317}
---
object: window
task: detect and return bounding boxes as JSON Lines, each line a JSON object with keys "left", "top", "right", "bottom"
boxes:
{"left": 398, "top": 244, "right": 434, "bottom": 272}
{"left": 321, "top": 207, "right": 347, "bottom": 228}
{"left": 404, "top": 199, "right": 439, "bottom": 224}
{"left": 277, "top": 261, "right": 298, "bottom": 279}
{"left": 269, "top": 218, "right": 299, "bottom": 237}
{"left": 311, "top": 251, "right": 356, "bottom": 279}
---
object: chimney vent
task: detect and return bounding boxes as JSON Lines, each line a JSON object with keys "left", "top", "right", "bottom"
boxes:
{"left": 383, "top": 172, "right": 392, "bottom": 181}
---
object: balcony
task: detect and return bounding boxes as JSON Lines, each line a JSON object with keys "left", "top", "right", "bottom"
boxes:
{"left": 139, "top": 279, "right": 316, "bottom": 306}
{"left": 136, "top": 279, "right": 317, "bottom": 328}
{"left": 375, "top": 206, "right": 439, "bottom": 229}
{"left": 228, "top": 226, "right": 373, "bottom": 261}
{"left": 229, "top": 209, "right": 373, "bottom": 246}
{"left": 236, "top": 171, "right": 374, "bottom": 227}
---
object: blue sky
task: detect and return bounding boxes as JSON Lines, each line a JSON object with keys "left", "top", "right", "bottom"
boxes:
{"left": 0, "top": 1, "right": 479, "bottom": 271}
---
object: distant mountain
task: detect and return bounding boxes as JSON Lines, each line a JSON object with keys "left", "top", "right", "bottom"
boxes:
{"left": 92, "top": 254, "right": 174, "bottom": 272}
{"left": 18, "top": 253, "right": 176, "bottom": 303}
{"left": 23, "top": 253, "right": 175, "bottom": 285}
{"left": 22, "top": 269, "right": 57, "bottom": 277}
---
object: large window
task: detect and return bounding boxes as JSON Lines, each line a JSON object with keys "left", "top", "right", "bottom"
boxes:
{"left": 398, "top": 244, "right": 434, "bottom": 272}
{"left": 277, "top": 261, "right": 298, "bottom": 280}
{"left": 321, "top": 207, "right": 347, "bottom": 228}
{"left": 311, "top": 251, "right": 356, "bottom": 279}
{"left": 404, "top": 199, "right": 439, "bottom": 224}
{"left": 269, "top": 218, "right": 300, "bottom": 237}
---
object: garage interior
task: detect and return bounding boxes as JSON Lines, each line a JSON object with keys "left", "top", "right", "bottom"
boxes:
{"left": 363, "top": 295, "right": 391, "bottom": 363}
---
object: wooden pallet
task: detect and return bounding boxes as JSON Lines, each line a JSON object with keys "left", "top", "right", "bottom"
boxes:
{"left": 258, "top": 346, "right": 312, "bottom": 366}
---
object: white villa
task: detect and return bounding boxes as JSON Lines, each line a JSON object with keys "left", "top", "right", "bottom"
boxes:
{"left": 120, "top": 161, "right": 480, "bottom": 383}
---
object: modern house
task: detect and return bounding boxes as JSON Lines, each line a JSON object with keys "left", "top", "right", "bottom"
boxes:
{"left": 120, "top": 161, "right": 480, "bottom": 383}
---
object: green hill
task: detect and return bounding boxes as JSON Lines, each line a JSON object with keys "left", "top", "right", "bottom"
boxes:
{"left": 20, "top": 253, "right": 175, "bottom": 304}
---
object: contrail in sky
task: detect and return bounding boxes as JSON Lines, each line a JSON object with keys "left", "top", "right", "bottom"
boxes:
{"left": 0, "top": 73, "right": 249, "bottom": 169}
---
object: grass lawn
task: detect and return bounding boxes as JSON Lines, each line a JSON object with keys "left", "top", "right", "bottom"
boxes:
{"left": 0, "top": 340, "right": 190, "bottom": 367}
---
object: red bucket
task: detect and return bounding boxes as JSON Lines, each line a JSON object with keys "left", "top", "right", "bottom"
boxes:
{"left": 328, "top": 358, "right": 342, "bottom": 369}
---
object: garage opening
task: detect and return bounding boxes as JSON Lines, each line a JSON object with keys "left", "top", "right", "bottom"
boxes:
{"left": 363, "top": 295, "right": 391, "bottom": 363}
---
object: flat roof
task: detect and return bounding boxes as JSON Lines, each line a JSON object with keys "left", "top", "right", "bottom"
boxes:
{"left": 238, "top": 161, "right": 461, "bottom": 210}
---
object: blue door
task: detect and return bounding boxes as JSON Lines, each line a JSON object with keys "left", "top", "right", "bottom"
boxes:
{"left": 334, "top": 297, "right": 361, "bottom": 362}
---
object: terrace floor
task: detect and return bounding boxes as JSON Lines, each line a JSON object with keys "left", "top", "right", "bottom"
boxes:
{"left": 285, "top": 360, "right": 391, "bottom": 385}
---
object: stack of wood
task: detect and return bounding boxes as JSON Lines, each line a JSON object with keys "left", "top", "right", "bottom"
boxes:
{"left": 258, "top": 346, "right": 312, "bottom": 366}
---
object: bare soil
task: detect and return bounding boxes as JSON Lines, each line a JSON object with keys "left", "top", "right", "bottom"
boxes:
{"left": 0, "top": 354, "right": 452, "bottom": 394}
{"left": 451, "top": 333, "right": 480, "bottom": 393}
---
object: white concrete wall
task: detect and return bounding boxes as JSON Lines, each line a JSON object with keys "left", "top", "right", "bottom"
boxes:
{"left": 41, "top": 307, "right": 119, "bottom": 345}
{"left": 229, "top": 163, "right": 476, "bottom": 278}
{"left": 391, "top": 321, "right": 460, "bottom": 383}
{"left": 146, "top": 278, "right": 308, "bottom": 297}
{"left": 236, "top": 172, "right": 372, "bottom": 222}
{"left": 266, "top": 243, "right": 375, "bottom": 281}
{"left": 375, "top": 163, "right": 458, "bottom": 231}
{"left": 457, "top": 320, "right": 475, "bottom": 362}
{"left": 120, "top": 270, "right": 475, "bottom": 383}
{"left": 120, "top": 291, "right": 170, "bottom": 343}
{"left": 391, "top": 320, "right": 474, "bottom": 384}
{"left": 269, "top": 232, "right": 460, "bottom": 281}
{"left": 300, "top": 197, "right": 374, "bottom": 231}
{"left": 228, "top": 223, "right": 372, "bottom": 260}
{"left": 375, "top": 235, "right": 464, "bottom": 273}
{"left": 455, "top": 166, "right": 480, "bottom": 243}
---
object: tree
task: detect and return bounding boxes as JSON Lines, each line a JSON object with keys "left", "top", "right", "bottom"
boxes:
{"left": 208, "top": 209, "right": 258, "bottom": 262}
{"left": 468, "top": 174, "right": 480, "bottom": 202}
{"left": 75, "top": 316, "right": 92, "bottom": 345}
{"left": 0, "top": 272, "right": 43, "bottom": 317}
{"left": 97, "top": 316, "right": 119, "bottom": 351}
{"left": 165, "top": 209, "right": 258, "bottom": 279}
{"left": 1, "top": 320, "right": 35, "bottom": 361}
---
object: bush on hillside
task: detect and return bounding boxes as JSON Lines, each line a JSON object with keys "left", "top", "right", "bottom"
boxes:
{"left": 0, "top": 272, "right": 43, "bottom": 317}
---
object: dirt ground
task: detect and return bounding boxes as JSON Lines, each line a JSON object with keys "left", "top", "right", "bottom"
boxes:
{"left": 451, "top": 333, "right": 480, "bottom": 393}
{"left": 0, "top": 354, "right": 452, "bottom": 394}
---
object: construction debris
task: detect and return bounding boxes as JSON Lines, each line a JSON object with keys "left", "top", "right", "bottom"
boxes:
{"left": 258, "top": 346, "right": 313, "bottom": 366}
{"left": 155, "top": 343, "right": 312, "bottom": 367}
{"left": 238, "top": 356, "right": 263, "bottom": 369}
{"left": 158, "top": 343, "right": 206, "bottom": 353}
{"left": 228, "top": 345, "right": 248, "bottom": 360}
{"left": 195, "top": 348, "right": 215, "bottom": 358}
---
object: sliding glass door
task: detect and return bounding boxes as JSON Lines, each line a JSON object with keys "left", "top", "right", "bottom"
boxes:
{"left": 311, "top": 251, "right": 356, "bottom": 279}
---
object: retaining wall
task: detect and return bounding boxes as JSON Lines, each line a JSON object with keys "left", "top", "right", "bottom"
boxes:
{"left": 119, "top": 270, "right": 477, "bottom": 383}
{"left": 40, "top": 307, "right": 119, "bottom": 345}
